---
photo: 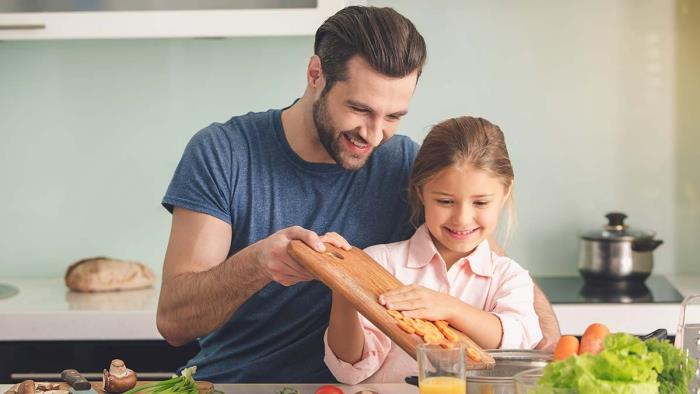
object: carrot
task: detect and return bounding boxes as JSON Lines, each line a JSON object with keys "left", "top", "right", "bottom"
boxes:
{"left": 397, "top": 320, "right": 416, "bottom": 334}
{"left": 578, "top": 323, "right": 610, "bottom": 355}
{"left": 553, "top": 335, "right": 580, "bottom": 360}
{"left": 387, "top": 309, "right": 403, "bottom": 320}
{"left": 467, "top": 347, "right": 482, "bottom": 362}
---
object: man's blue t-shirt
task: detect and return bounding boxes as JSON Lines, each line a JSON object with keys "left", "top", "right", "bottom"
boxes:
{"left": 162, "top": 107, "right": 419, "bottom": 383}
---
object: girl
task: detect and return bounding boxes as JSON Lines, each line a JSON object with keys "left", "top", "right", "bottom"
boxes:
{"left": 321, "top": 116, "right": 543, "bottom": 384}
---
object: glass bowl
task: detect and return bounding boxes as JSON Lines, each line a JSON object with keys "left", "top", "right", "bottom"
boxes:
{"left": 513, "top": 367, "right": 578, "bottom": 394}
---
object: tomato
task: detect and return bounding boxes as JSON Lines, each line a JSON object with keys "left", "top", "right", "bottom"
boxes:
{"left": 315, "top": 385, "right": 344, "bottom": 394}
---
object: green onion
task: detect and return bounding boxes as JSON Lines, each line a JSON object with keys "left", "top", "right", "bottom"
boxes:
{"left": 122, "top": 367, "right": 199, "bottom": 394}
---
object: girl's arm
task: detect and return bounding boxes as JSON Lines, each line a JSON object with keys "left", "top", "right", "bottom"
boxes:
{"left": 322, "top": 235, "right": 394, "bottom": 384}
{"left": 444, "top": 299, "right": 503, "bottom": 349}
{"left": 380, "top": 260, "right": 543, "bottom": 350}
{"left": 379, "top": 285, "right": 503, "bottom": 349}
{"left": 327, "top": 290, "right": 366, "bottom": 363}
{"left": 320, "top": 232, "right": 366, "bottom": 362}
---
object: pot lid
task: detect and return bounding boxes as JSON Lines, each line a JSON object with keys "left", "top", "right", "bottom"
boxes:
{"left": 581, "top": 212, "right": 656, "bottom": 241}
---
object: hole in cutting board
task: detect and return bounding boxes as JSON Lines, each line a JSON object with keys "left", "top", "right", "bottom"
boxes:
{"left": 326, "top": 251, "right": 345, "bottom": 259}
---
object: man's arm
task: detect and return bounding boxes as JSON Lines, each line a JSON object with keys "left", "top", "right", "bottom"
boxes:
{"left": 156, "top": 207, "right": 324, "bottom": 346}
{"left": 533, "top": 283, "right": 561, "bottom": 351}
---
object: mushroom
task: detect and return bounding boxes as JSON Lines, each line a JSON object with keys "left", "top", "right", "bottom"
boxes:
{"left": 102, "top": 359, "right": 137, "bottom": 393}
{"left": 16, "top": 380, "right": 35, "bottom": 394}
{"left": 35, "top": 384, "right": 60, "bottom": 391}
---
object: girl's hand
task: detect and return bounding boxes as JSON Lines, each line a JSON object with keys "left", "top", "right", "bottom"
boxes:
{"left": 319, "top": 231, "right": 352, "bottom": 251}
{"left": 378, "top": 285, "right": 457, "bottom": 321}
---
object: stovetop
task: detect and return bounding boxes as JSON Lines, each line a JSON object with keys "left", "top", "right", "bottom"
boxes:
{"left": 534, "top": 275, "right": 684, "bottom": 304}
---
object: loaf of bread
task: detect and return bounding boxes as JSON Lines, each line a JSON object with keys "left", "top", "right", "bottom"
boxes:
{"left": 65, "top": 257, "right": 156, "bottom": 292}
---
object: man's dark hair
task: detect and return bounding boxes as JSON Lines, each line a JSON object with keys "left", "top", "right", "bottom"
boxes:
{"left": 314, "top": 6, "right": 427, "bottom": 94}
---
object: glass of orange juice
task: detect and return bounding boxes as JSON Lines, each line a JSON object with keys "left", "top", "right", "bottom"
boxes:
{"left": 417, "top": 343, "right": 466, "bottom": 394}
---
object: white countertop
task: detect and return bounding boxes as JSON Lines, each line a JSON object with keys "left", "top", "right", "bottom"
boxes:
{"left": 0, "top": 276, "right": 698, "bottom": 341}
{"left": 0, "top": 278, "right": 161, "bottom": 340}
{"left": 554, "top": 275, "right": 700, "bottom": 336}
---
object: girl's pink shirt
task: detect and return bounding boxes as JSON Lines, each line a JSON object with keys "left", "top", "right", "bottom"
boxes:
{"left": 323, "top": 224, "right": 543, "bottom": 384}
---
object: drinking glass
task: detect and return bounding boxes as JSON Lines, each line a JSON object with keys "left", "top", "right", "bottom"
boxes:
{"left": 417, "top": 343, "right": 466, "bottom": 394}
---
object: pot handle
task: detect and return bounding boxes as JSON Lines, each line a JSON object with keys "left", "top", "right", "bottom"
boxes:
{"left": 606, "top": 212, "right": 627, "bottom": 227}
{"left": 632, "top": 239, "right": 664, "bottom": 252}
{"left": 637, "top": 328, "right": 668, "bottom": 341}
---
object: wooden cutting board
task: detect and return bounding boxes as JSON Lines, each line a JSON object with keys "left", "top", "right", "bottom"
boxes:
{"left": 3, "top": 381, "right": 214, "bottom": 394}
{"left": 288, "top": 240, "right": 495, "bottom": 370}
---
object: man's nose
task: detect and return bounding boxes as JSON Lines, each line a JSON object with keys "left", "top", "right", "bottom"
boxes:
{"left": 359, "top": 118, "right": 384, "bottom": 147}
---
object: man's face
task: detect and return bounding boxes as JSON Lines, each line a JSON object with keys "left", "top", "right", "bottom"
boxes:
{"left": 312, "top": 56, "right": 418, "bottom": 171}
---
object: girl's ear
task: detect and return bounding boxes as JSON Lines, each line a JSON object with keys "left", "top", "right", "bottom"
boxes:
{"left": 501, "top": 184, "right": 513, "bottom": 208}
{"left": 416, "top": 185, "right": 425, "bottom": 204}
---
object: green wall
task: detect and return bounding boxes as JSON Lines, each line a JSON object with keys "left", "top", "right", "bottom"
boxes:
{"left": 1, "top": 0, "right": 697, "bottom": 279}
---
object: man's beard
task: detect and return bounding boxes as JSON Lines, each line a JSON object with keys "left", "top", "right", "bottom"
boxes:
{"left": 312, "top": 95, "right": 372, "bottom": 171}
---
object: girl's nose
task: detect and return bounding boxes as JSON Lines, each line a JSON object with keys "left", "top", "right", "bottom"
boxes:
{"left": 454, "top": 203, "right": 474, "bottom": 225}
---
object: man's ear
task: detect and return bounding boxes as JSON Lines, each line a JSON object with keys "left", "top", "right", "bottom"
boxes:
{"left": 307, "top": 55, "right": 325, "bottom": 95}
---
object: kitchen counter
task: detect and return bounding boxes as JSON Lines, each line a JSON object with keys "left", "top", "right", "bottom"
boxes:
{"left": 0, "top": 275, "right": 698, "bottom": 340}
{"left": 0, "top": 278, "right": 160, "bottom": 340}
{"left": 0, "top": 383, "right": 418, "bottom": 394}
{"left": 553, "top": 275, "right": 699, "bottom": 336}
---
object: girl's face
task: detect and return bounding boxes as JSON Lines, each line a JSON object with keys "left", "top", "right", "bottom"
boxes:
{"left": 420, "top": 163, "right": 509, "bottom": 267}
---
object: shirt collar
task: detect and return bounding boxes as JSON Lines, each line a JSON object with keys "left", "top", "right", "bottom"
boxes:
{"left": 406, "top": 224, "right": 495, "bottom": 277}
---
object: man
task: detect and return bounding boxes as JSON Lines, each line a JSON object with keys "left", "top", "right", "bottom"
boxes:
{"left": 157, "top": 5, "right": 559, "bottom": 383}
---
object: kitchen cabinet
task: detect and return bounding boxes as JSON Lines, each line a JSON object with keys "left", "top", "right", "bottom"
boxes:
{"left": 0, "top": 340, "right": 199, "bottom": 383}
{"left": 0, "top": 0, "right": 346, "bottom": 40}
{"left": 0, "top": 279, "right": 199, "bottom": 383}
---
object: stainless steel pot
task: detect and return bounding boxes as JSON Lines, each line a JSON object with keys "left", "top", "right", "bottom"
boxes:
{"left": 578, "top": 212, "right": 663, "bottom": 282}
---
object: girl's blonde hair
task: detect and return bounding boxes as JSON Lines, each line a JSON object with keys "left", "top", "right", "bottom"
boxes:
{"left": 408, "top": 116, "right": 516, "bottom": 242}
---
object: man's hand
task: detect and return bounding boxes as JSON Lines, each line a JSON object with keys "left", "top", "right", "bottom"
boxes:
{"left": 255, "top": 227, "right": 353, "bottom": 287}
{"left": 254, "top": 226, "right": 323, "bottom": 286}
{"left": 378, "top": 285, "right": 457, "bottom": 321}
{"left": 533, "top": 283, "right": 561, "bottom": 351}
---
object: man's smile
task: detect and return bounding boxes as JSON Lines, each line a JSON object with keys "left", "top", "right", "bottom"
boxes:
{"left": 341, "top": 132, "right": 370, "bottom": 153}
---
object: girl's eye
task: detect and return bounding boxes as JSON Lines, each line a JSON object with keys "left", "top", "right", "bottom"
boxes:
{"left": 437, "top": 199, "right": 453, "bottom": 205}
{"left": 474, "top": 201, "right": 490, "bottom": 207}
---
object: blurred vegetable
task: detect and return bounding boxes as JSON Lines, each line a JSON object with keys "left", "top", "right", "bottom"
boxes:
{"left": 553, "top": 335, "right": 580, "bottom": 361}
{"left": 578, "top": 323, "right": 609, "bottom": 355}
{"left": 534, "top": 333, "right": 697, "bottom": 394}
{"left": 277, "top": 388, "right": 300, "bottom": 394}
{"left": 646, "top": 338, "right": 698, "bottom": 394}
{"left": 314, "top": 385, "right": 343, "bottom": 394}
